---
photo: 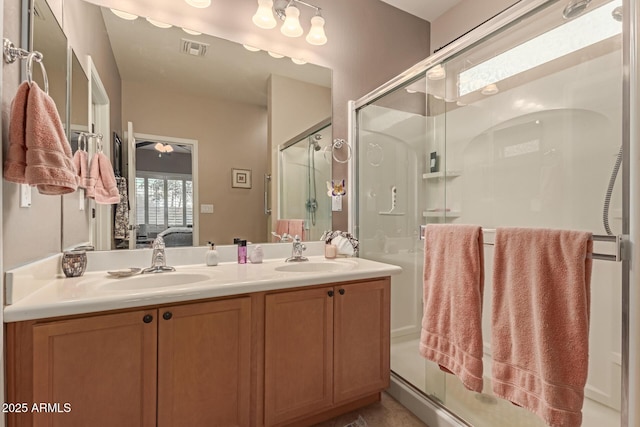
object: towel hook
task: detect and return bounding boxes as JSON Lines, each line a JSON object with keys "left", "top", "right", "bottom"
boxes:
{"left": 77, "top": 133, "right": 87, "bottom": 152}
{"left": 94, "top": 134, "right": 104, "bottom": 153}
{"left": 26, "top": 51, "right": 48, "bottom": 94}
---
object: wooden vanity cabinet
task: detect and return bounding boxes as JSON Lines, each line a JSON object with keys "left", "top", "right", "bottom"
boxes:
{"left": 6, "top": 297, "right": 251, "bottom": 427}
{"left": 264, "top": 278, "right": 390, "bottom": 426}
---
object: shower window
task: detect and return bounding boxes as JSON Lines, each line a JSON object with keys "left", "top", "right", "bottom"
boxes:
{"left": 355, "top": 0, "right": 623, "bottom": 426}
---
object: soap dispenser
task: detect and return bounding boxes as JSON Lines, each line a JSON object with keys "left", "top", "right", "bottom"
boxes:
{"left": 205, "top": 242, "right": 219, "bottom": 266}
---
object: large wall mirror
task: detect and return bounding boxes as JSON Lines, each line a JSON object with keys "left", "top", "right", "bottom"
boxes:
{"left": 29, "top": 0, "right": 333, "bottom": 251}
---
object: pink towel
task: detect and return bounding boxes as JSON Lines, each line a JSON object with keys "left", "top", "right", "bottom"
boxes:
{"left": 3, "top": 82, "right": 30, "bottom": 184}
{"left": 288, "top": 219, "right": 305, "bottom": 241}
{"left": 72, "top": 149, "right": 89, "bottom": 189}
{"left": 275, "top": 220, "right": 289, "bottom": 242}
{"left": 86, "top": 152, "right": 119, "bottom": 204}
{"left": 419, "top": 224, "right": 484, "bottom": 392}
{"left": 491, "top": 227, "right": 593, "bottom": 427}
{"left": 24, "top": 82, "right": 77, "bottom": 195}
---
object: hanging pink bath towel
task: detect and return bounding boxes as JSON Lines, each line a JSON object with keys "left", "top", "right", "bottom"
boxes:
{"left": 3, "top": 81, "right": 30, "bottom": 184}
{"left": 491, "top": 227, "right": 593, "bottom": 427}
{"left": 419, "top": 224, "right": 485, "bottom": 392}
{"left": 87, "top": 152, "right": 120, "bottom": 204}
{"left": 24, "top": 82, "right": 77, "bottom": 195}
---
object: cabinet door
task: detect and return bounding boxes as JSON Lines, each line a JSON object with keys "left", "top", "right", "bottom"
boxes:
{"left": 334, "top": 279, "right": 391, "bottom": 403}
{"left": 158, "top": 297, "right": 251, "bottom": 427}
{"left": 31, "top": 310, "right": 157, "bottom": 427}
{"left": 264, "top": 287, "right": 334, "bottom": 426}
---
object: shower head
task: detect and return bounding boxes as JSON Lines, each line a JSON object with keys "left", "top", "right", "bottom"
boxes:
{"left": 309, "top": 134, "right": 322, "bottom": 151}
{"left": 562, "top": 0, "right": 592, "bottom": 19}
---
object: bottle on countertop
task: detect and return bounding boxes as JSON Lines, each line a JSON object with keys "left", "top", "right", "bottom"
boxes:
{"left": 205, "top": 242, "right": 219, "bottom": 266}
{"left": 238, "top": 240, "right": 247, "bottom": 264}
{"left": 249, "top": 244, "right": 264, "bottom": 264}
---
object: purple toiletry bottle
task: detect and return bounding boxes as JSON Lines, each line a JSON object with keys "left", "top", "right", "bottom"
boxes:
{"left": 238, "top": 240, "right": 247, "bottom": 264}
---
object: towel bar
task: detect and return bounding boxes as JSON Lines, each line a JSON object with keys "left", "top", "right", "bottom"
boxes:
{"left": 418, "top": 225, "right": 624, "bottom": 262}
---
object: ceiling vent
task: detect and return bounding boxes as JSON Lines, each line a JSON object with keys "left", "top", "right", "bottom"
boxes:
{"left": 180, "top": 39, "right": 209, "bottom": 57}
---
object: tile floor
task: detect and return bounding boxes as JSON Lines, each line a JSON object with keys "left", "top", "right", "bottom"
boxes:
{"left": 312, "top": 393, "right": 428, "bottom": 427}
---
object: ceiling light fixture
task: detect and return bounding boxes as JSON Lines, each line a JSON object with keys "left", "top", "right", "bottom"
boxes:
{"left": 182, "top": 28, "right": 202, "bottom": 35}
{"left": 154, "top": 143, "right": 174, "bottom": 153}
{"left": 110, "top": 9, "right": 138, "bottom": 20}
{"left": 146, "top": 18, "right": 172, "bottom": 28}
{"left": 243, "top": 44, "right": 261, "bottom": 52}
{"left": 481, "top": 83, "right": 500, "bottom": 95}
{"left": 253, "top": 0, "right": 328, "bottom": 46}
{"left": 268, "top": 51, "right": 284, "bottom": 58}
{"left": 252, "top": 0, "right": 278, "bottom": 29}
{"left": 291, "top": 57, "right": 307, "bottom": 64}
{"left": 185, "top": 0, "right": 211, "bottom": 8}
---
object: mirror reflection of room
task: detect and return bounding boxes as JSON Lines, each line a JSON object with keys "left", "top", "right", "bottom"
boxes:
{"left": 53, "top": 0, "right": 332, "bottom": 251}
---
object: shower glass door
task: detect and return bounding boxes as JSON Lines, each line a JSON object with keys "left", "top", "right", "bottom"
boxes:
{"left": 355, "top": 0, "right": 623, "bottom": 426}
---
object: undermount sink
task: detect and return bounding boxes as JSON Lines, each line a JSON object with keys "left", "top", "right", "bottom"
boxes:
{"left": 274, "top": 261, "right": 355, "bottom": 273}
{"left": 100, "top": 273, "right": 212, "bottom": 291}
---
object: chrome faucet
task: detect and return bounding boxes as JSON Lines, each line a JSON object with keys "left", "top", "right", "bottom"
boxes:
{"left": 285, "top": 235, "right": 308, "bottom": 262}
{"left": 142, "top": 236, "right": 176, "bottom": 273}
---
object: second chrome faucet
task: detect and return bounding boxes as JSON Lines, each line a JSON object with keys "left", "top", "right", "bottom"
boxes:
{"left": 285, "top": 235, "right": 308, "bottom": 262}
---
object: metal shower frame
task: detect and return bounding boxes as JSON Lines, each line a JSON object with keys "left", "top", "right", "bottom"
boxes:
{"left": 348, "top": 0, "right": 639, "bottom": 425}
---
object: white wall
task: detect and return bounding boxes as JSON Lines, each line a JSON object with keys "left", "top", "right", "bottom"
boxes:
{"left": 430, "top": 0, "right": 518, "bottom": 53}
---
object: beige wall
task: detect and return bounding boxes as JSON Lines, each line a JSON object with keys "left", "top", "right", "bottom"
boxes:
{"left": 122, "top": 80, "right": 268, "bottom": 245}
{"left": 430, "top": 0, "right": 518, "bottom": 53}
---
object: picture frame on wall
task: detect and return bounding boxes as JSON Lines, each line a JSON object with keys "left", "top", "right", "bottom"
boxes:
{"left": 232, "top": 168, "right": 252, "bottom": 189}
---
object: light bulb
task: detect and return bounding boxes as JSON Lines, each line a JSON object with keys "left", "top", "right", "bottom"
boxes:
{"left": 185, "top": 0, "right": 211, "bottom": 8}
{"left": 268, "top": 51, "right": 284, "bottom": 58}
{"left": 110, "top": 9, "right": 138, "bottom": 20}
{"left": 426, "top": 64, "right": 446, "bottom": 80}
{"left": 306, "top": 15, "right": 327, "bottom": 45}
{"left": 146, "top": 18, "right": 172, "bottom": 28}
{"left": 243, "top": 44, "right": 261, "bottom": 52}
{"left": 182, "top": 28, "right": 202, "bottom": 35}
{"left": 281, "top": 5, "right": 303, "bottom": 37}
{"left": 291, "top": 58, "right": 307, "bottom": 65}
{"left": 481, "top": 83, "right": 499, "bottom": 95}
{"left": 252, "top": 0, "right": 277, "bottom": 29}
{"left": 154, "top": 142, "right": 165, "bottom": 152}
{"left": 165, "top": 144, "right": 174, "bottom": 153}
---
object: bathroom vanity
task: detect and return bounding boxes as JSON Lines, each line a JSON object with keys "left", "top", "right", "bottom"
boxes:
{"left": 4, "top": 250, "right": 400, "bottom": 427}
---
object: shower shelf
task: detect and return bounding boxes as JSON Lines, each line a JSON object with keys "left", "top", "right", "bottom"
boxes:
{"left": 423, "top": 211, "right": 461, "bottom": 218}
{"left": 422, "top": 171, "right": 461, "bottom": 180}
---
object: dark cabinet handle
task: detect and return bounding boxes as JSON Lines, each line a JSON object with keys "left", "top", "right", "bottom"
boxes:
{"left": 339, "top": 288, "right": 345, "bottom": 295}
{"left": 327, "top": 290, "right": 334, "bottom": 297}
{"left": 143, "top": 314, "right": 153, "bottom": 324}
{"left": 163, "top": 311, "right": 173, "bottom": 320}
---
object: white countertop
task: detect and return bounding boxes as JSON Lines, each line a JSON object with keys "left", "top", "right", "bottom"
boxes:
{"left": 4, "top": 256, "right": 402, "bottom": 322}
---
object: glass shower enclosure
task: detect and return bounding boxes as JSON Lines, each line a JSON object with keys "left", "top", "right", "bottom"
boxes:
{"left": 353, "top": 0, "right": 626, "bottom": 426}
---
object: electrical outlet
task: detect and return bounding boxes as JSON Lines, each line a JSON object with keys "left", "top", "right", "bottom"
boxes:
{"left": 20, "top": 184, "right": 31, "bottom": 208}
{"left": 200, "top": 204, "right": 214, "bottom": 214}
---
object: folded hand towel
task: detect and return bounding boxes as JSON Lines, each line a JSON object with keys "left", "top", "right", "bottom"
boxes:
{"left": 3, "top": 82, "right": 31, "bottom": 184}
{"left": 274, "top": 220, "right": 289, "bottom": 242}
{"left": 288, "top": 219, "right": 305, "bottom": 241}
{"left": 23, "top": 82, "right": 77, "bottom": 195}
{"left": 419, "top": 224, "right": 485, "bottom": 392}
{"left": 491, "top": 227, "right": 593, "bottom": 427}
{"left": 87, "top": 152, "right": 120, "bottom": 204}
{"left": 72, "top": 149, "right": 89, "bottom": 189}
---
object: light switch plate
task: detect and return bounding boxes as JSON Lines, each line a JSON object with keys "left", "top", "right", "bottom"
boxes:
{"left": 331, "top": 195, "right": 342, "bottom": 212}
{"left": 200, "top": 204, "right": 214, "bottom": 214}
{"left": 20, "top": 184, "right": 31, "bottom": 208}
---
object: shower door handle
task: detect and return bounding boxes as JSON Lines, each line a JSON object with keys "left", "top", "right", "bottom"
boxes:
{"left": 264, "top": 174, "right": 272, "bottom": 215}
